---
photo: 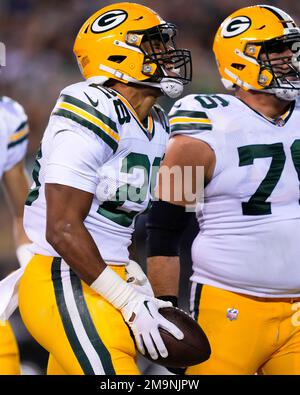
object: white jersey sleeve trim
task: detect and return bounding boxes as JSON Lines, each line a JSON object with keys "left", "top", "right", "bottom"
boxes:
{"left": 45, "top": 164, "right": 97, "bottom": 194}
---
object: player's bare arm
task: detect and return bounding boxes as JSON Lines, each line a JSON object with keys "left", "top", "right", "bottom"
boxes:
{"left": 45, "top": 184, "right": 106, "bottom": 285}
{"left": 147, "top": 135, "right": 215, "bottom": 299}
{"left": 2, "top": 158, "right": 33, "bottom": 267}
{"left": 158, "top": 134, "right": 215, "bottom": 206}
{"left": 2, "top": 159, "right": 30, "bottom": 247}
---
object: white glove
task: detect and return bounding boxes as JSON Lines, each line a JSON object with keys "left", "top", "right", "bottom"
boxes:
{"left": 126, "top": 260, "right": 154, "bottom": 297}
{"left": 90, "top": 266, "right": 183, "bottom": 360}
{"left": 121, "top": 295, "right": 184, "bottom": 360}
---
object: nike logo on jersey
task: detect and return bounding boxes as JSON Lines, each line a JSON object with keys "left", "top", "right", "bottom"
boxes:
{"left": 84, "top": 92, "right": 99, "bottom": 107}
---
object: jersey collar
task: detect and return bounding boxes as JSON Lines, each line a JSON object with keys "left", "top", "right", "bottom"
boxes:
{"left": 236, "top": 98, "right": 296, "bottom": 127}
{"left": 109, "top": 89, "right": 155, "bottom": 141}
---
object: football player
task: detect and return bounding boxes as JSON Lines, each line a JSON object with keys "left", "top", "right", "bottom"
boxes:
{"left": 0, "top": 95, "right": 31, "bottom": 374}
{"left": 17, "top": 3, "right": 192, "bottom": 374}
{"left": 147, "top": 5, "right": 300, "bottom": 374}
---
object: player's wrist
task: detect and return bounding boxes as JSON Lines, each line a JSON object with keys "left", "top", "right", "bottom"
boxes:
{"left": 90, "top": 266, "right": 144, "bottom": 311}
{"left": 16, "top": 243, "right": 33, "bottom": 268}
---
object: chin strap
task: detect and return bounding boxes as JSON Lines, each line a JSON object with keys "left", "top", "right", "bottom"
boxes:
{"left": 99, "top": 64, "right": 183, "bottom": 98}
{"left": 269, "top": 84, "right": 300, "bottom": 101}
{"left": 159, "top": 67, "right": 184, "bottom": 98}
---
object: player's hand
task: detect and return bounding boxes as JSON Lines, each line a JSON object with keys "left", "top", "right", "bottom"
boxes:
{"left": 121, "top": 296, "right": 184, "bottom": 360}
{"left": 126, "top": 260, "right": 154, "bottom": 298}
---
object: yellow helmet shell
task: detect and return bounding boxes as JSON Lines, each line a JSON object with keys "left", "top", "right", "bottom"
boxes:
{"left": 213, "top": 5, "right": 300, "bottom": 91}
{"left": 74, "top": 2, "right": 165, "bottom": 83}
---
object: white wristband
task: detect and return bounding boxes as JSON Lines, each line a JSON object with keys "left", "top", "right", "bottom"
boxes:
{"left": 16, "top": 243, "right": 34, "bottom": 268}
{"left": 90, "top": 266, "right": 141, "bottom": 310}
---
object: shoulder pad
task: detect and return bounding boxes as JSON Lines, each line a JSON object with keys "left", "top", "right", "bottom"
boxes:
{"left": 0, "top": 96, "right": 27, "bottom": 124}
{"left": 169, "top": 94, "right": 213, "bottom": 135}
{"left": 59, "top": 81, "right": 115, "bottom": 105}
{"left": 52, "top": 82, "right": 119, "bottom": 153}
{"left": 188, "top": 93, "right": 231, "bottom": 112}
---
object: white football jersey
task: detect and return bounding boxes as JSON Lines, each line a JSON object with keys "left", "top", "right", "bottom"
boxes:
{"left": 24, "top": 80, "right": 169, "bottom": 264}
{"left": 170, "top": 93, "right": 300, "bottom": 297}
{"left": 0, "top": 96, "right": 29, "bottom": 180}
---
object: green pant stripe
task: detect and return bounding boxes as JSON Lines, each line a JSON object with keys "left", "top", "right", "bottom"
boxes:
{"left": 194, "top": 283, "right": 203, "bottom": 322}
{"left": 51, "top": 258, "right": 95, "bottom": 375}
{"left": 15, "top": 120, "right": 28, "bottom": 132}
{"left": 69, "top": 270, "right": 116, "bottom": 375}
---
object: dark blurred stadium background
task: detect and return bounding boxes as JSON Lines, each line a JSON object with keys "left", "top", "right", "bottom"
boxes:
{"left": 0, "top": 0, "right": 299, "bottom": 374}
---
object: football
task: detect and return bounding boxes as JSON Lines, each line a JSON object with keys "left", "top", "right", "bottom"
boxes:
{"left": 143, "top": 307, "right": 211, "bottom": 368}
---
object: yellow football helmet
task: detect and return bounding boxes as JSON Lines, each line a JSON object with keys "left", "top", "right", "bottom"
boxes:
{"left": 74, "top": 2, "right": 192, "bottom": 98}
{"left": 213, "top": 5, "right": 300, "bottom": 100}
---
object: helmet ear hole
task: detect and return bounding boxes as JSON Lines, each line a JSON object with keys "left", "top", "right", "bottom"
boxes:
{"left": 108, "top": 55, "right": 127, "bottom": 63}
{"left": 231, "top": 63, "right": 245, "bottom": 70}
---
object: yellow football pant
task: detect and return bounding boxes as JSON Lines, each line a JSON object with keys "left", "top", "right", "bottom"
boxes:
{"left": 0, "top": 321, "right": 20, "bottom": 375}
{"left": 19, "top": 255, "right": 140, "bottom": 375}
{"left": 187, "top": 283, "right": 300, "bottom": 375}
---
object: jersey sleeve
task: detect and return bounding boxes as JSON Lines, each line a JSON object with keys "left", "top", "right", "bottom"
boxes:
{"left": 45, "top": 84, "right": 120, "bottom": 194}
{"left": 169, "top": 94, "right": 223, "bottom": 176}
{"left": 3, "top": 97, "right": 29, "bottom": 172}
{"left": 45, "top": 123, "right": 108, "bottom": 194}
{"left": 169, "top": 95, "right": 212, "bottom": 134}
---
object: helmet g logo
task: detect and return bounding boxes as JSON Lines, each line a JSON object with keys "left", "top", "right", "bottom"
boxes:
{"left": 91, "top": 10, "right": 128, "bottom": 33}
{"left": 221, "top": 16, "right": 251, "bottom": 38}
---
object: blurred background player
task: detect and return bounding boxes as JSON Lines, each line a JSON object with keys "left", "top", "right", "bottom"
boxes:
{"left": 0, "top": 94, "right": 31, "bottom": 374}
{"left": 147, "top": 5, "right": 300, "bottom": 374}
{"left": 17, "top": 2, "right": 192, "bottom": 375}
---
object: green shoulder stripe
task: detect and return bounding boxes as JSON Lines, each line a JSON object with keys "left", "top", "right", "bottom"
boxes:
{"left": 8, "top": 134, "right": 28, "bottom": 149}
{"left": 171, "top": 123, "right": 212, "bottom": 132}
{"left": 60, "top": 94, "right": 118, "bottom": 134}
{"left": 52, "top": 108, "right": 118, "bottom": 153}
{"left": 170, "top": 110, "right": 209, "bottom": 119}
{"left": 15, "top": 120, "right": 28, "bottom": 132}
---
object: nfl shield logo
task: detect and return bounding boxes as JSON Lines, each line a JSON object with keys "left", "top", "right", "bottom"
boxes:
{"left": 227, "top": 308, "right": 239, "bottom": 321}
